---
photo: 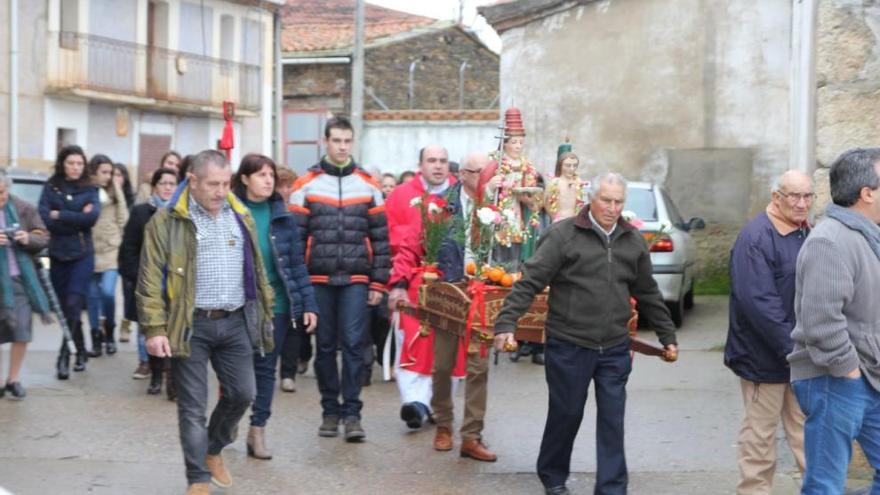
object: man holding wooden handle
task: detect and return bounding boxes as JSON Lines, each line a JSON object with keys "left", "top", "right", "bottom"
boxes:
{"left": 493, "top": 172, "right": 677, "bottom": 495}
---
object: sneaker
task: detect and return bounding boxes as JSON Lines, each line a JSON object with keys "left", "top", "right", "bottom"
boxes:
{"left": 5, "top": 382, "right": 26, "bottom": 400}
{"left": 280, "top": 377, "right": 296, "bottom": 393}
{"left": 318, "top": 416, "right": 340, "bottom": 437}
{"left": 131, "top": 361, "right": 150, "bottom": 379}
{"left": 343, "top": 416, "right": 366, "bottom": 442}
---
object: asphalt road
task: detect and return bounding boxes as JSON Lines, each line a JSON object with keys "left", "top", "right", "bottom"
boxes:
{"left": 0, "top": 296, "right": 811, "bottom": 494}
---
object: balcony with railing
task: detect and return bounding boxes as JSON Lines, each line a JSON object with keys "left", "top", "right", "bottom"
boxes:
{"left": 47, "top": 31, "right": 262, "bottom": 112}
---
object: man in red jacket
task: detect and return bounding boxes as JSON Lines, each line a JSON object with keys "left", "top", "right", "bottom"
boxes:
{"left": 386, "top": 145, "right": 465, "bottom": 429}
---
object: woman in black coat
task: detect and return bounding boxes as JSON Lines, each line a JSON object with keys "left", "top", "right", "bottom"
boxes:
{"left": 118, "top": 167, "right": 178, "bottom": 395}
{"left": 38, "top": 145, "right": 100, "bottom": 379}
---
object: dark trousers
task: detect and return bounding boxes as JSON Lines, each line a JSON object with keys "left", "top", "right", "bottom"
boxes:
{"left": 250, "top": 312, "right": 291, "bottom": 427}
{"left": 172, "top": 312, "right": 255, "bottom": 484}
{"left": 537, "top": 337, "right": 631, "bottom": 493}
{"left": 363, "top": 297, "right": 391, "bottom": 376}
{"left": 279, "top": 317, "right": 307, "bottom": 379}
{"left": 313, "top": 284, "right": 368, "bottom": 419}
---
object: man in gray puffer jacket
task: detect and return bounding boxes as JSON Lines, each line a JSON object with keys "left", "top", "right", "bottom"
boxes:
{"left": 789, "top": 147, "right": 880, "bottom": 495}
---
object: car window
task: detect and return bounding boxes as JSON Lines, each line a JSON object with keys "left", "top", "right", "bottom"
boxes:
{"left": 661, "top": 189, "right": 685, "bottom": 227}
{"left": 624, "top": 188, "right": 657, "bottom": 221}
{"left": 10, "top": 180, "right": 45, "bottom": 207}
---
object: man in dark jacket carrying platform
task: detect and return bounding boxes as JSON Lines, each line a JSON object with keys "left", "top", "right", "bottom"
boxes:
{"left": 493, "top": 172, "right": 677, "bottom": 495}
{"left": 724, "top": 170, "right": 811, "bottom": 494}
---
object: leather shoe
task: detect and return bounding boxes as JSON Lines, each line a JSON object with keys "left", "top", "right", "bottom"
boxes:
{"left": 545, "top": 486, "right": 570, "bottom": 495}
{"left": 460, "top": 439, "right": 497, "bottom": 462}
{"left": 532, "top": 352, "right": 545, "bottom": 365}
{"left": 205, "top": 453, "right": 232, "bottom": 487}
{"left": 433, "top": 426, "right": 453, "bottom": 451}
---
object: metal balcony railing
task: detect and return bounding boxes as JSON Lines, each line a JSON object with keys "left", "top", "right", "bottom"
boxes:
{"left": 47, "top": 31, "right": 262, "bottom": 111}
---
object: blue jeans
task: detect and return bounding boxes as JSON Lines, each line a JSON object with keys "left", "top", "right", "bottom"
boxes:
{"left": 313, "top": 284, "right": 368, "bottom": 419}
{"left": 538, "top": 337, "right": 631, "bottom": 493}
{"left": 250, "top": 312, "right": 292, "bottom": 427}
{"left": 137, "top": 331, "right": 148, "bottom": 363}
{"left": 87, "top": 270, "right": 118, "bottom": 331}
{"left": 793, "top": 374, "right": 880, "bottom": 494}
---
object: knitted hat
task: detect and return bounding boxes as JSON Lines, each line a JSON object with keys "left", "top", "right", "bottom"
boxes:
{"left": 557, "top": 137, "right": 573, "bottom": 158}
{"left": 504, "top": 107, "right": 526, "bottom": 137}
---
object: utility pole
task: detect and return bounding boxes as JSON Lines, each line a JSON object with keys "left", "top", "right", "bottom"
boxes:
{"left": 9, "top": 0, "right": 19, "bottom": 169}
{"left": 351, "top": 0, "right": 365, "bottom": 162}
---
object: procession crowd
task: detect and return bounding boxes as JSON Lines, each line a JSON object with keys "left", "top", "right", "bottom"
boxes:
{"left": 1, "top": 109, "right": 880, "bottom": 495}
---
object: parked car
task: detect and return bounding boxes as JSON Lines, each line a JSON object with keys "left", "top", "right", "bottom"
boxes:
{"left": 623, "top": 182, "right": 705, "bottom": 327}
{"left": 6, "top": 168, "right": 48, "bottom": 207}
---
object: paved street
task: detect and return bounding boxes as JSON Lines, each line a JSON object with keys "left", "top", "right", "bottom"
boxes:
{"left": 0, "top": 296, "right": 808, "bottom": 494}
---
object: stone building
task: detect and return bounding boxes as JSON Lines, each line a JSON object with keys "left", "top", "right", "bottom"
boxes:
{"left": 0, "top": 0, "right": 281, "bottom": 182}
{"left": 480, "top": 0, "right": 875, "bottom": 279}
{"left": 281, "top": 0, "right": 500, "bottom": 174}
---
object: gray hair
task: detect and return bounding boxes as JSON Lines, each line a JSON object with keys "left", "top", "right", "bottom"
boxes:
{"left": 590, "top": 171, "right": 627, "bottom": 196}
{"left": 0, "top": 169, "right": 10, "bottom": 188}
{"left": 770, "top": 169, "right": 813, "bottom": 195}
{"left": 830, "top": 148, "right": 880, "bottom": 207}
{"left": 189, "top": 150, "right": 229, "bottom": 179}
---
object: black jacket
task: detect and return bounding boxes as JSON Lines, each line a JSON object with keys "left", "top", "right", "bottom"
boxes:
{"left": 289, "top": 158, "right": 390, "bottom": 291}
{"left": 494, "top": 206, "right": 677, "bottom": 350}
{"left": 118, "top": 201, "right": 157, "bottom": 282}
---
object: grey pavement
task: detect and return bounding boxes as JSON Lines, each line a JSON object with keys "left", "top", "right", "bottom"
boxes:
{"left": 0, "top": 296, "right": 822, "bottom": 494}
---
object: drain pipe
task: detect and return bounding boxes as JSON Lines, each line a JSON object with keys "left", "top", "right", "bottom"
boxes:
{"left": 9, "top": 0, "right": 18, "bottom": 168}
{"left": 408, "top": 60, "right": 419, "bottom": 109}
{"left": 790, "top": 0, "right": 818, "bottom": 172}
{"left": 458, "top": 60, "right": 468, "bottom": 109}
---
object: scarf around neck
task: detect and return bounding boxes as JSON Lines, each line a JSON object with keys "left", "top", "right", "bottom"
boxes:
{"left": 825, "top": 203, "right": 880, "bottom": 262}
{"left": 0, "top": 201, "right": 49, "bottom": 313}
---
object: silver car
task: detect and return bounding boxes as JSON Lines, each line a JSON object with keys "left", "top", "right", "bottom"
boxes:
{"left": 6, "top": 168, "right": 48, "bottom": 207}
{"left": 623, "top": 182, "right": 705, "bottom": 327}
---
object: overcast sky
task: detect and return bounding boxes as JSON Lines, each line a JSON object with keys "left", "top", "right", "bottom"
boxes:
{"left": 365, "top": 0, "right": 502, "bottom": 53}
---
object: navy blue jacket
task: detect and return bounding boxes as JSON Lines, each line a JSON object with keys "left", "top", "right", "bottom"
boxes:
{"left": 38, "top": 180, "right": 100, "bottom": 261}
{"left": 437, "top": 183, "right": 466, "bottom": 282}
{"left": 242, "top": 192, "right": 319, "bottom": 319}
{"left": 724, "top": 212, "right": 808, "bottom": 383}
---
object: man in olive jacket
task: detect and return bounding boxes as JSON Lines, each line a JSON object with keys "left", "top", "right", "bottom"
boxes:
{"left": 137, "top": 150, "right": 274, "bottom": 495}
{"left": 493, "top": 172, "right": 677, "bottom": 495}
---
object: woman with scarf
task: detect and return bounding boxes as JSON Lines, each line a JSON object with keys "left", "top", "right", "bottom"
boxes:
{"left": 0, "top": 169, "right": 50, "bottom": 399}
{"left": 233, "top": 153, "right": 318, "bottom": 459}
{"left": 118, "top": 167, "right": 178, "bottom": 396}
{"left": 38, "top": 145, "right": 100, "bottom": 378}
{"left": 85, "top": 154, "right": 129, "bottom": 357}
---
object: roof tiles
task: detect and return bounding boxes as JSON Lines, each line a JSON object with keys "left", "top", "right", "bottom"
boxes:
{"left": 281, "top": 0, "right": 437, "bottom": 53}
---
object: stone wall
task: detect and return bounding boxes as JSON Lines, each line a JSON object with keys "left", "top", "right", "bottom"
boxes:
{"left": 283, "top": 26, "right": 499, "bottom": 114}
{"left": 816, "top": 0, "right": 880, "bottom": 168}
{"left": 364, "top": 28, "right": 499, "bottom": 110}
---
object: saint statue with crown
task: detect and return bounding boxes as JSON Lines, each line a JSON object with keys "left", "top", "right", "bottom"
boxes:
{"left": 479, "top": 108, "right": 540, "bottom": 267}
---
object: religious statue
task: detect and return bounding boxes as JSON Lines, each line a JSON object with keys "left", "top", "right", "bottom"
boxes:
{"left": 544, "top": 140, "right": 587, "bottom": 222}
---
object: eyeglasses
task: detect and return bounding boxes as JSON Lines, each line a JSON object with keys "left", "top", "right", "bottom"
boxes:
{"left": 777, "top": 191, "right": 816, "bottom": 203}
{"left": 461, "top": 169, "right": 482, "bottom": 175}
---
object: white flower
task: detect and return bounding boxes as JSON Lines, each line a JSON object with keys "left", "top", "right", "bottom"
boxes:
{"left": 621, "top": 210, "right": 638, "bottom": 222}
{"left": 409, "top": 196, "right": 422, "bottom": 207}
{"left": 477, "top": 207, "right": 497, "bottom": 226}
{"left": 503, "top": 208, "right": 518, "bottom": 223}
{"left": 427, "top": 202, "right": 443, "bottom": 215}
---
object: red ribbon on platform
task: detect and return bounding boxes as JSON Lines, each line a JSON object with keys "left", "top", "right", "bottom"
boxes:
{"left": 465, "top": 279, "right": 498, "bottom": 358}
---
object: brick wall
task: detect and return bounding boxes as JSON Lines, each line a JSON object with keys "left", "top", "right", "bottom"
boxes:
{"left": 282, "top": 26, "right": 499, "bottom": 113}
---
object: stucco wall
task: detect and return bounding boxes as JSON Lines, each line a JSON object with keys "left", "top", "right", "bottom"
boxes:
{"left": 359, "top": 119, "right": 498, "bottom": 174}
{"left": 497, "top": 0, "right": 791, "bottom": 219}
